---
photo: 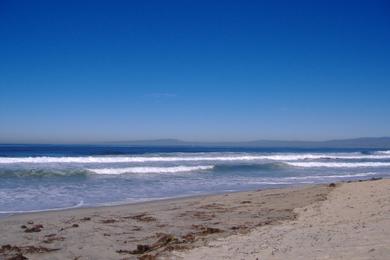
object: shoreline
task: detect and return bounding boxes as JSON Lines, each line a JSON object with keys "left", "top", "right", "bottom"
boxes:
{"left": 0, "top": 182, "right": 316, "bottom": 219}
{"left": 0, "top": 178, "right": 388, "bottom": 259}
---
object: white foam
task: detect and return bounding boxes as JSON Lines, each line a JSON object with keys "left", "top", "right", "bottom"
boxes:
{"left": 87, "top": 165, "right": 214, "bottom": 175}
{"left": 375, "top": 150, "right": 390, "bottom": 155}
{"left": 0, "top": 200, "right": 84, "bottom": 214}
{"left": 263, "top": 153, "right": 390, "bottom": 160}
{"left": 1, "top": 152, "right": 390, "bottom": 164}
{"left": 0, "top": 155, "right": 282, "bottom": 164}
{"left": 287, "top": 162, "right": 390, "bottom": 168}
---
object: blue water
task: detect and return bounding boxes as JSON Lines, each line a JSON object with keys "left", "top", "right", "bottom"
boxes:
{"left": 1, "top": 145, "right": 389, "bottom": 215}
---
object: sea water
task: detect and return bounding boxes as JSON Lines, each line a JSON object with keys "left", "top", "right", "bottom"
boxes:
{"left": 1, "top": 145, "right": 389, "bottom": 215}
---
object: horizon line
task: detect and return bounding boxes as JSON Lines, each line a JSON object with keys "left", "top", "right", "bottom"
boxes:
{"left": 1, "top": 136, "right": 389, "bottom": 146}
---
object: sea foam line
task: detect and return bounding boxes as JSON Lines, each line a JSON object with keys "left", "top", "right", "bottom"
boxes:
{"left": 1, "top": 153, "right": 390, "bottom": 164}
{"left": 87, "top": 165, "right": 214, "bottom": 175}
{"left": 0, "top": 200, "right": 84, "bottom": 214}
{"left": 375, "top": 150, "right": 390, "bottom": 155}
{"left": 287, "top": 162, "right": 390, "bottom": 168}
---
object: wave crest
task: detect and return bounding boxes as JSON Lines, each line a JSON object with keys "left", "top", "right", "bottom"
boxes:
{"left": 287, "top": 162, "right": 390, "bottom": 168}
{"left": 87, "top": 165, "right": 214, "bottom": 175}
{"left": 2, "top": 152, "right": 390, "bottom": 164}
{"left": 374, "top": 150, "right": 390, "bottom": 155}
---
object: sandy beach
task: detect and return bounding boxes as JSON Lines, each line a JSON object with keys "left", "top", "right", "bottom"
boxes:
{"left": 2, "top": 0, "right": 389, "bottom": 259}
{"left": 0, "top": 179, "right": 389, "bottom": 260}
{"left": 176, "top": 178, "right": 390, "bottom": 260}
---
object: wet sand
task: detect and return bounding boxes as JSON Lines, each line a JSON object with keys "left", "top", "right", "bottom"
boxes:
{"left": 1, "top": 179, "right": 388, "bottom": 259}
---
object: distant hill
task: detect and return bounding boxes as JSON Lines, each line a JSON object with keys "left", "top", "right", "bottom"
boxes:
{"left": 108, "top": 137, "right": 390, "bottom": 149}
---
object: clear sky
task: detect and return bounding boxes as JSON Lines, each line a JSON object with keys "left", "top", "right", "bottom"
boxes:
{"left": 0, "top": 0, "right": 389, "bottom": 143}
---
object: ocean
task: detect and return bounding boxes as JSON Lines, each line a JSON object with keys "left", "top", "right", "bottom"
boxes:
{"left": 1, "top": 145, "right": 389, "bottom": 215}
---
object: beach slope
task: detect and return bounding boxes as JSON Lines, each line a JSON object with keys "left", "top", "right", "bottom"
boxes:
{"left": 0, "top": 179, "right": 389, "bottom": 259}
{"left": 176, "top": 179, "right": 390, "bottom": 259}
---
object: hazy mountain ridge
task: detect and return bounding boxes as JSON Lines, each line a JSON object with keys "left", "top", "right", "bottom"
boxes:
{"left": 109, "top": 137, "right": 390, "bottom": 148}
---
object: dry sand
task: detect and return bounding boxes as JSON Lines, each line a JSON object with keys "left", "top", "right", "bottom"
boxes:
{"left": 175, "top": 179, "right": 390, "bottom": 260}
{"left": 0, "top": 179, "right": 388, "bottom": 259}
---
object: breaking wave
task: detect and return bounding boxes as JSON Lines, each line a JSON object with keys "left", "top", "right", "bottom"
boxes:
{"left": 287, "top": 162, "right": 390, "bottom": 168}
{"left": 2, "top": 152, "right": 390, "bottom": 164}
{"left": 87, "top": 165, "right": 214, "bottom": 175}
{"left": 374, "top": 150, "right": 390, "bottom": 155}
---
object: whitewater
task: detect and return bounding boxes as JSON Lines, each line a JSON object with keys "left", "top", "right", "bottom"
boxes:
{"left": 0, "top": 145, "right": 389, "bottom": 214}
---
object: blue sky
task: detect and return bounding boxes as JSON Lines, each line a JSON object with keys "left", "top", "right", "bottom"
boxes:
{"left": 0, "top": 0, "right": 389, "bottom": 143}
